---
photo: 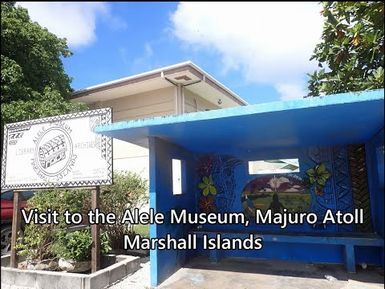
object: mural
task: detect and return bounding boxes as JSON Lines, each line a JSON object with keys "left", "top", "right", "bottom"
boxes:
{"left": 241, "top": 174, "right": 310, "bottom": 218}
{"left": 195, "top": 147, "right": 359, "bottom": 233}
{"left": 197, "top": 155, "right": 241, "bottom": 213}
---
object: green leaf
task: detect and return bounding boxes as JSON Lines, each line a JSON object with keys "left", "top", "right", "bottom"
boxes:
{"left": 317, "top": 163, "right": 327, "bottom": 174}
{"left": 203, "top": 187, "right": 210, "bottom": 196}
{"left": 209, "top": 185, "right": 217, "bottom": 195}
{"left": 306, "top": 168, "right": 315, "bottom": 177}
{"left": 198, "top": 183, "right": 206, "bottom": 189}
{"left": 317, "top": 178, "right": 327, "bottom": 186}
{"left": 323, "top": 171, "right": 331, "bottom": 180}
{"left": 325, "top": 10, "right": 338, "bottom": 26}
{"left": 306, "top": 2, "right": 384, "bottom": 96}
{"left": 203, "top": 176, "right": 209, "bottom": 184}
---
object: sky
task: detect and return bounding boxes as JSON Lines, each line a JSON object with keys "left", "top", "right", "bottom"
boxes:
{"left": 17, "top": 2, "right": 325, "bottom": 104}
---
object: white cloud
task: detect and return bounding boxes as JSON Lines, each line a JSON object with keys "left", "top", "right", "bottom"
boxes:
{"left": 276, "top": 82, "right": 307, "bottom": 101}
{"left": 170, "top": 2, "right": 324, "bottom": 100}
{"left": 17, "top": 2, "right": 126, "bottom": 47}
{"left": 130, "top": 43, "right": 155, "bottom": 72}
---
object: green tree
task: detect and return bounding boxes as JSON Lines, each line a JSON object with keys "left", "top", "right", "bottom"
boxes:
{"left": 1, "top": 2, "right": 86, "bottom": 128}
{"left": 307, "top": 2, "right": 384, "bottom": 96}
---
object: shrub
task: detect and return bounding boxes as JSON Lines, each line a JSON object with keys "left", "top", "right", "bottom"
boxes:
{"left": 100, "top": 171, "right": 148, "bottom": 249}
{"left": 17, "top": 188, "right": 91, "bottom": 261}
{"left": 17, "top": 170, "right": 148, "bottom": 261}
{"left": 53, "top": 229, "right": 111, "bottom": 262}
{"left": 133, "top": 224, "right": 150, "bottom": 238}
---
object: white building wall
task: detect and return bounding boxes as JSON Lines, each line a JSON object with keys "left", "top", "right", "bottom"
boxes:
{"left": 88, "top": 86, "right": 221, "bottom": 185}
{"left": 184, "top": 89, "right": 220, "bottom": 113}
{"left": 112, "top": 139, "right": 149, "bottom": 180}
{"left": 90, "top": 87, "right": 176, "bottom": 122}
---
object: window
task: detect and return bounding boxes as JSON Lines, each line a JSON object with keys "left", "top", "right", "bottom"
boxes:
{"left": 1, "top": 190, "right": 13, "bottom": 201}
{"left": 172, "top": 159, "right": 183, "bottom": 195}
{"left": 21, "top": 191, "right": 35, "bottom": 201}
{"left": 0, "top": 190, "right": 35, "bottom": 201}
{"left": 248, "top": 158, "right": 300, "bottom": 174}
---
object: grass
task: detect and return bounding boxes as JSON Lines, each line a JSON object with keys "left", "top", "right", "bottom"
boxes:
{"left": 134, "top": 224, "right": 149, "bottom": 238}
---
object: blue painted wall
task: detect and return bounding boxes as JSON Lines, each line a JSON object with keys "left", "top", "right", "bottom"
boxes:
{"left": 149, "top": 138, "right": 384, "bottom": 286}
{"left": 193, "top": 143, "right": 383, "bottom": 266}
{"left": 365, "top": 128, "right": 384, "bottom": 266}
{"left": 149, "top": 137, "right": 197, "bottom": 287}
{"left": 366, "top": 128, "right": 384, "bottom": 238}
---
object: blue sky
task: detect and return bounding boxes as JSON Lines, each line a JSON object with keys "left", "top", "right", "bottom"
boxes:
{"left": 18, "top": 2, "right": 324, "bottom": 104}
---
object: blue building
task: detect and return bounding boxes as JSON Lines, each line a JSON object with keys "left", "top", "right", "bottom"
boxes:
{"left": 97, "top": 89, "right": 384, "bottom": 287}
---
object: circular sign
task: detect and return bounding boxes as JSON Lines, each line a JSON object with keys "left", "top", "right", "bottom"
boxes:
{"left": 33, "top": 126, "right": 74, "bottom": 178}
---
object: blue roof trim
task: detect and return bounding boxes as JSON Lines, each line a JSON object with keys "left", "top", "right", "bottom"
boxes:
{"left": 95, "top": 89, "right": 384, "bottom": 134}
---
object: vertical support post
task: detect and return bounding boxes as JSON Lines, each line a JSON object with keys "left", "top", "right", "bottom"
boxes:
{"left": 208, "top": 234, "right": 221, "bottom": 263}
{"left": 10, "top": 191, "right": 21, "bottom": 268}
{"left": 344, "top": 244, "right": 356, "bottom": 273}
{"left": 91, "top": 186, "right": 101, "bottom": 273}
{"left": 176, "top": 84, "right": 184, "bottom": 115}
{"left": 209, "top": 249, "right": 220, "bottom": 263}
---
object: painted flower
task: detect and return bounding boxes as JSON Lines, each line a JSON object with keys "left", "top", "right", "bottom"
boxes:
{"left": 198, "top": 175, "right": 217, "bottom": 196}
{"left": 199, "top": 196, "right": 216, "bottom": 213}
{"left": 305, "top": 163, "right": 331, "bottom": 196}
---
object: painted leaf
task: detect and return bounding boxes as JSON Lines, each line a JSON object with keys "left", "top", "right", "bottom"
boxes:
{"left": 198, "top": 183, "right": 206, "bottom": 189}
{"left": 317, "top": 163, "right": 327, "bottom": 174}
{"left": 203, "top": 187, "right": 210, "bottom": 196}
{"left": 209, "top": 185, "right": 217, "bottom": 195}
{"left": 317, "top": 178, "right": 327, "bottom": 186}
{"left": 306, "top": 168, "right": 315, "bottom": 177}
{"left": 320, "top": 173, "right": 330, "bottom": 182}
{"left": 318, "top": 175, "right": 327, "bottom": 183}
{"left": 323, "top": 171, "right": 331, "bottom": 179}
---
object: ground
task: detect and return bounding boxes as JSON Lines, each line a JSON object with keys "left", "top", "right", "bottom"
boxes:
{"left": 107, "top": 257, "right": 151, "bottom": 289}
{"left": 109, "top": 257, "right": 384, "bottom": 289}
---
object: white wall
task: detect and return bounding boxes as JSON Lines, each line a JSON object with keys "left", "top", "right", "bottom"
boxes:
{"left": 89, "top": 86, "right": 221, "bottom": 184}
{"left": 112, "top": 139, "right": 149, "bottom": 180}
{"left": 184, "top": 88, "right": 220, "bottom": 113}
{"left": 91, "top": 87, "right": 176, "bottom": 122}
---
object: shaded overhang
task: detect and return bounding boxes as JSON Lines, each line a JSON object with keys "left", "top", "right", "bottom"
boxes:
{"left": 70, "top": 61, "right": 247, "bottom": 108}
{"left": 95, "top": 89, "right": 384, "bottom": 154}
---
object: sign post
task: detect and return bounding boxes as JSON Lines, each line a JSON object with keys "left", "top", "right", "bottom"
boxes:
{"left": 91, "top": 186, "right": 101, "bottom": 272}
{"left": 10, "top": 191, "right": 21, "bottom": 268}
{"left": 1, "top": 108, "right": 112, "bottom": 270}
